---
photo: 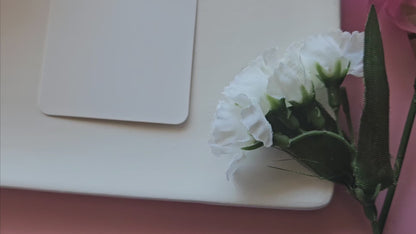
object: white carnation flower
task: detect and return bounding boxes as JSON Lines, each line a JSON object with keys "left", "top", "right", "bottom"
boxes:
{"left": 209, "top": 100, "right": 260, "bottom": 179}
{"left": 210, "top": 48, "right": 279, "bottom": 178}
{"left": 267, "top": 42, "right": 316, "bottom": 106}
{"left": 219, "top": 47, "right": 279, "bottom": 147}
{"left": 210, "top": 98, "right": 274, "bottom": 179}
{"left": 211, "top": 30, "right": 364, "bottom": 179}
{"left": 224, "top": 47, "right": 280, "bottom": 112}
{"left": 210, "top": 100, "right": 254, "bottom": 156}
{"left": 301, "top": 30, "right": 364, "bottom": 80}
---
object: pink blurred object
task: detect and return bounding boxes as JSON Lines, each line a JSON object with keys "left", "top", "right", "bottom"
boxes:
{"left": 384, "top": 0, "right": 416, "bottom": 33}
{"left": 370, "top": 0, "right": 416, "bottom": 33}
{"left": 371, "top": 0, "right": 416, "bottom": 59}
{"left": 373, "top": 0, "right": 416, "bottom": 74}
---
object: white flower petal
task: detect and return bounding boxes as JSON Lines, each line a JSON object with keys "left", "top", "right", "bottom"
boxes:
{"left": 223, "top": 47, "right": 279, "bottom": 108}
{"left": 223, "top": 66, "right": 268, "bottom": 103}
{"left": 210, "top": 100, "right": 252, "bottom": 153}
{"left": 267, "top": 42, "right": 315, "bottom": 105}
{"left": 341, "top": 31, "right": 364, "bottom": 77}
{"left": 210, "top": 48, "right": 279, "bottom": 178}
{"left": 301, "top": 30, "right": 364, "bottom": 79}
{"left": 226, "top": 152, "right": 246, "bottom": 180}
{"left": 240, "top": 102, "right": 273, "bottom": 147}
{"left": 260, "top": 47, "right": 281, "bottom": 70}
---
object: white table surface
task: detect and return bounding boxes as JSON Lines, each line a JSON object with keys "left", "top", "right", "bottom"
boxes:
{"left": 1, "top": 0, "right": 339, "bottom": 209}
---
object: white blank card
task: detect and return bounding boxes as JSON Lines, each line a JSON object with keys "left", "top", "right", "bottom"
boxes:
{"left": 39, "top": 0, "right": 197, "bottom": 124}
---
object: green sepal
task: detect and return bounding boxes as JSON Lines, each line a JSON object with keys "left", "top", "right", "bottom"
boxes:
{"left": 287, "top": 130, "right": 355, "bottom": 186}
{"left": 354, "top": 5, "right": 394, "bottom": 203}
{"left": 291, "top": 101, "right": 327, "bottom": 131}
{"left": 306, "top": 106, "right": 325, "bottom": 129}
{"left": 326, "top": 85, "right": 341, "bottom": 110}
{"left": 316, "top": 60, "right": 350, "bottom": 110}
{"left": 273, "top": 133, "right": 290, "bottom": 149}
{"left": 265, "top": 98, "right": 300, "bottom": 137}
{"left": 316, "top": 60, "right": 349, "bottom": 86}
{"left": 267, "top": 95, "right": 285, "bottom": 111}
{"left": 288, "top": 85, "right": 315, "bottom": 108}
{"left": 241, "top": 141, "right": 264, "bottom": 151}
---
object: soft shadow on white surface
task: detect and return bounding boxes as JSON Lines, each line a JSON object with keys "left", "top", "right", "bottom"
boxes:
{"left": 232, "top": 148, "right": 333, "bottom": 209}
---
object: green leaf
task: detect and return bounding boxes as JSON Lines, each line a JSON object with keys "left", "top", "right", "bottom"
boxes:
{"left": 355, "top": 5, "right": 394, "bottom": 202}
{"left": 287, "top": 131, "right": 355, "bottom": 186}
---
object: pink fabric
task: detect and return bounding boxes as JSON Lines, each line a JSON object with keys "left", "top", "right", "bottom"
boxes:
{"left": 1, "top": 0, "right": 415, "bottom": 233}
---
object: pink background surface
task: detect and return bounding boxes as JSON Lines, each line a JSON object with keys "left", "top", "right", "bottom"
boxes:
{"left": 1, "top": 0, "right": 415, "bottom": 233}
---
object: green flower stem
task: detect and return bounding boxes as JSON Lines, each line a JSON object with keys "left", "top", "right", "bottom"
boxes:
{"left": 334, "top": 108, "right": 343, "bottom": 136}
{"left": 378, "top": 78, "right": 416, "bottom": 231}
{"left": 325, "top": 85, "right": 344, "bottom": 136}
{"left": 363, "top": 202, "right": 381, "bottom": 234}
{"left": 371, "top": 220, "right": 381, "bottom": 234}
{"left": 327, "top": 85, "right": 341, "bottom": 110}
{"left": 340, "top": 87, "right": 355, "bottom": 145}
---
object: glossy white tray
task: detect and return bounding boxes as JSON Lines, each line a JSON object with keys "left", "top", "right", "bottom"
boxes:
{"left": 39, "top": 0, "right": 197, "bottom": 125}
{"left": 1, "top": 0, "right": 339, "bottom": 209}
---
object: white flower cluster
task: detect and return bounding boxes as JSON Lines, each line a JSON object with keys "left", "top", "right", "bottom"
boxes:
{"left": 210, "top": 30, "right": 364, "bottom": 178}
